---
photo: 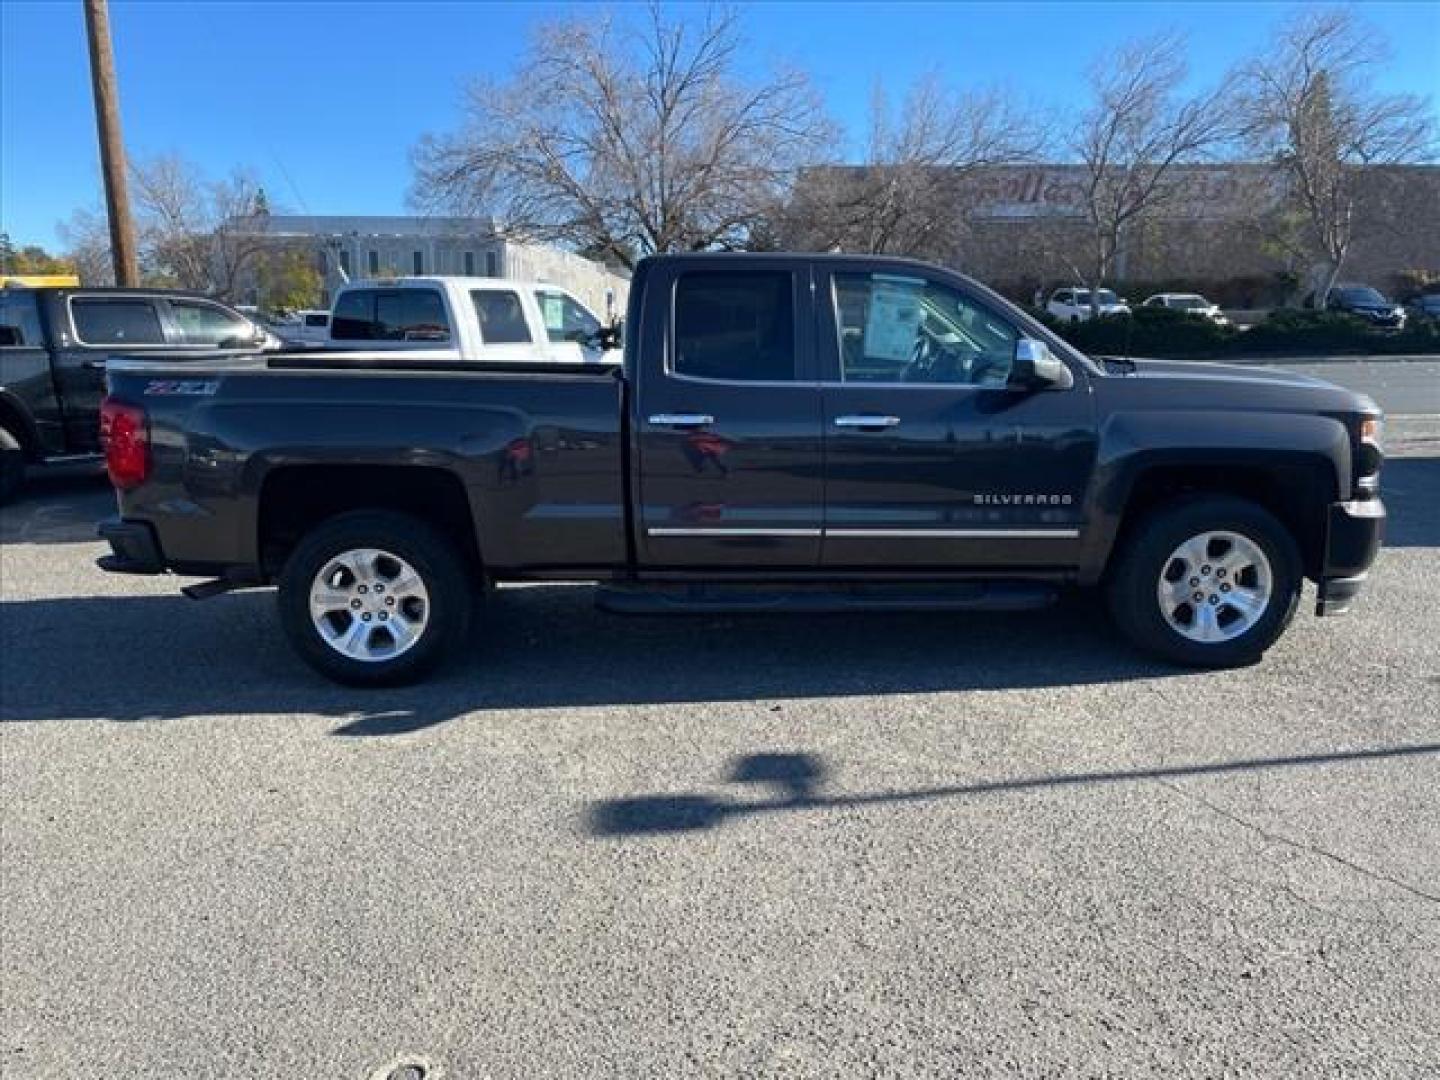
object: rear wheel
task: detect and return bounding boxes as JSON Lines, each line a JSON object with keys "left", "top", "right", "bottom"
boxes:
{"left": 277, "top": 511, "right": 472, "bottom": 686}
{"left": 1106, "top": 496, "right": 1302, "bottom": 667}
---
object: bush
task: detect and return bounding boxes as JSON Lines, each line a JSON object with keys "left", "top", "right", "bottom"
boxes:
{"left": 1053, "top": 306, "right": 1236, "bottom": 356}
{"left": 1034, "top": 304, "right": 1440, "bottom": 359}
{"left": 1239, "top": 309, "right": 1440, "bottom": 356}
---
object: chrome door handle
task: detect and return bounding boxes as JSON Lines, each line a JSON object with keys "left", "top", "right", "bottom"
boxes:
{"left": 83, "top": 358, "right": 108, "bottom": 370}
{"left": 834, "top": 414, "right": 901, "bottom": 428}
{"left": 648, "top": 413, "right": 714, "bottom": 428}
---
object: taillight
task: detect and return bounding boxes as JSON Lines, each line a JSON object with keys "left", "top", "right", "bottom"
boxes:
{"left": 100, "top": 398, "right": 149, "bottom": 490}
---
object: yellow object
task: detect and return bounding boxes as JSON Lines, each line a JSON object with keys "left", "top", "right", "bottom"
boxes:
{"left": 0, "top": 274, "right": 82, "bottom": 287}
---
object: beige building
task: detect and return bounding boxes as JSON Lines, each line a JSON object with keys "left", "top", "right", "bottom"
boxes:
{"left": 237, "top": 215, "right": 630, "bottom": 318}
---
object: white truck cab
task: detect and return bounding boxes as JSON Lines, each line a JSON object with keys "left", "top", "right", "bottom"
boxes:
{"left": 327, "top": 277, "right": 619, "bottom": 363}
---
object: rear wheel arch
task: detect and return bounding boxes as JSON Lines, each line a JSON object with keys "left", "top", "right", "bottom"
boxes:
{"left": 256, "top": 463, "right": 484, "bottom": 583}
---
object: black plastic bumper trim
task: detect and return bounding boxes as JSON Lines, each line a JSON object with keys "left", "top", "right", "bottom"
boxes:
{"left": 96, "top": 517, "right": 165, "bottom": 575}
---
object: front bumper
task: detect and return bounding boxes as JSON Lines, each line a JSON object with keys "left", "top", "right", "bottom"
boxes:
{"left": 1315, "top": 498, "right": 1385, "bottom": 616}
{"left": 97, "top": 516, "right": 165, "bottom": 574}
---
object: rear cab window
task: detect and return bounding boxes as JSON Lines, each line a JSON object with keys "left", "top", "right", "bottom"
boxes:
{"left": 672, "top": 272, "right": 796, "bottom": 382}
{"left": 331, "top": 288, "right": 451, "bottom": 342}
{"left": 69, "top": 298, "right": 167, "bottom": 345}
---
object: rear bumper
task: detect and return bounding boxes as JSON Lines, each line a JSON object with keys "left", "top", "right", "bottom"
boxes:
{"left": 97, "top": 516, "right": 165, "bottom": 574}
{"left": 1316, "top": 498, "right": 1385, "bottom": 616}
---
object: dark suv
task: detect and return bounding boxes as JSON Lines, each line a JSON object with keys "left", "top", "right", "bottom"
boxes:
{"left": 1322, "top": 284, "right": 1407, "bottom": 329}
{"left": 0, "top": 286, "right": 272, "bottom": 501}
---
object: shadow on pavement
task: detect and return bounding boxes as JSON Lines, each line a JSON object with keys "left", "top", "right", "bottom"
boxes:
{"left": 0, "top": 470, "right": 112, "bottom": 545}
{"left": 2, "top": 586, "right": 1177, "bottom": 731}
{"left": 587, "top": 745, "right": 1440, "bottom": 837}
{"left": 1380, "top": 456, "right": 1440, "bottom": 547}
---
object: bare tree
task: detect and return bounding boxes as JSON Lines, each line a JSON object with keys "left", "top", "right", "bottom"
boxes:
{"left": 1238, "top": 7, "right": 1435, "bottom": 304}
{"left": 130, "top": 155, "right": 272, "bottom": 300}
{"left": 785, "top": 74, "right": 1044, "bottom": 259}
{"left": 1072, "top": 33, "right": 1237, "bottom": 313}
{"left": 412, "top": 5, "right": 831, "bottom": 269}
{"left": 58, "top": 207, "right": 116, "bottom": 286}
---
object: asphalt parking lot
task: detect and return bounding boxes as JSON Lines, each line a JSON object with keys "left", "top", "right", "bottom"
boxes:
{"left": 2, "top": 361, "right": 1437, "bottom": 1078}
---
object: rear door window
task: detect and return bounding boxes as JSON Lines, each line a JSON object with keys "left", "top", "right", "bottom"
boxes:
{"left": 70, "top": 298, "right": 166, "bottom": 345}
{"left": 673, "top": 272, "right": 796, "bottom": 382}
{"left": 471, "top": 290, "right": 532, "bottom": 344}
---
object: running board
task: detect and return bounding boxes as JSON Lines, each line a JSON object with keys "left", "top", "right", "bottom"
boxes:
{"left": 595, "top": 581, "right": 1057, "bottom": 615}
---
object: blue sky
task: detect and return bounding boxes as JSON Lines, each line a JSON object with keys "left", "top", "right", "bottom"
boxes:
{"left": 3, "top": 1, "right": 1437, "bottom": 250}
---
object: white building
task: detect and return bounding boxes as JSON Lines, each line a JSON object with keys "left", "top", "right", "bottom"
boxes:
{"left": 240, "top": 215, "right": 629, "bottom": 319}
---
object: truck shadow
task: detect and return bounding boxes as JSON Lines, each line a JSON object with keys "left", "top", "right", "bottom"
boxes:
{"left": 585, "top": 745, "right": 1440, "bottom": 838}
{"left": 2, "top": 586, "right": 1178, "bottom": 730}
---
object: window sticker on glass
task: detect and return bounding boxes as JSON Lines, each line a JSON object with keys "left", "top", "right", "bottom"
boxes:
{"left": 541, "top": 293, "right": 565, "bottom": 330}
{"left": 862, "top": 276, "right": 925, "bottom": 363}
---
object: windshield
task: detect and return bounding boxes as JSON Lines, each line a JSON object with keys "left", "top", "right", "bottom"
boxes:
{"left": 1339, "top": 287, "right": 1387, "bottom": 305}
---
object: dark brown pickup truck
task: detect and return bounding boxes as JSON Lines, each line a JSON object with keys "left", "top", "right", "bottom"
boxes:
{"left": 97, "top": 253, "right": 1385, "bottom": 685}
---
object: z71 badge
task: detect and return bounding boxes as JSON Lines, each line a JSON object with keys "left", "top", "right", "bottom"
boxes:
{"left": 145, "top": 379, "right": 219, "bottom": 396}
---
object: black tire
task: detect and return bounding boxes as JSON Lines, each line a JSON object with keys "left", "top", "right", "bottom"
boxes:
{"left": 1106, "top": 495, "right": 1302, "bottom": 668}
{"left": 0, "top": 425, "right": 26, "bottom": 506}
{"left": 277, "top": 510, "right": 473, "bottom": 686}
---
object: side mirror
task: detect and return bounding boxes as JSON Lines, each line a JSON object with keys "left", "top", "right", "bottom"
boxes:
{"left": 1009, "top": 338, "right": 1074, "bottom": 390}
{"left": 594, "top": 324, "right": 622, "bottom": 351}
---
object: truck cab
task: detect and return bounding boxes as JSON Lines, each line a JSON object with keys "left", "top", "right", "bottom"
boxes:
{"left": 327, "top": 277, "right": 620, "bottom": 364}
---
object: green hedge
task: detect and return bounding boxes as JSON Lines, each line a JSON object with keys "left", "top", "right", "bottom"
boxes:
{"left": 1030, "top": 306, "right": 1440, "bottom": 359}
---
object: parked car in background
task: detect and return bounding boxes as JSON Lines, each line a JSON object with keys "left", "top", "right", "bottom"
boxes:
{"left": 269, "top": 309, "right": 330, "bottom": 347}
{"left": 328, "top": 277, "right": 620, "bottom": 363}
{"left": 1046, "top": 287, "right": 1131, "bottom": 322}
{"left": 1141, "top": 293, "right": 1229, "bottom": 325}
{"left": 1402, "top": 293, "right": 1440, "bottom": 324}
{"left": 0, "top": 285, "right": 274, "bottom": 502}
{"left": 1319, "top": 284, "right": 1406, "bottom": 329}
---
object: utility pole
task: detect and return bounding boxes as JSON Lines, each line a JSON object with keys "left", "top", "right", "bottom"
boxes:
{"left": 83, "top": 0, "right": 139, "bottom": 285}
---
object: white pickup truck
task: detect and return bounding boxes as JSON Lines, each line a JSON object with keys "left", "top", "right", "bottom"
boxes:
{"left": 327, "top": 276, "right": 620, "bottom": 363}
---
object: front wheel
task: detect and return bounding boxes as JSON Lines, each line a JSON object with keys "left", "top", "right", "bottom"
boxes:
{"left": 277, "top": 511, "right": 473, "bottom": 686}
{"left": 1106, "top": 496, "right": 1302, "bottom": 667}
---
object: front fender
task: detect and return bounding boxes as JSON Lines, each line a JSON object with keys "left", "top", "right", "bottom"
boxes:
{"left": 1077, "top": 410, "right": 1351, "bottom": 584}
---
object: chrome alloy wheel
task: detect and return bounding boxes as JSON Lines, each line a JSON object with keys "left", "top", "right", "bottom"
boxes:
{"left": 1156, "top": 530, "right": 1273, "bottom": 644}
{"left": 308, "top": 548, "right": 430, "bottom": 662}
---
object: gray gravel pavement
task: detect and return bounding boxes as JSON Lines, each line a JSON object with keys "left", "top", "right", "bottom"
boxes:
{"left": 2, "top": 360, "right": 1437, "bottom": 1078}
